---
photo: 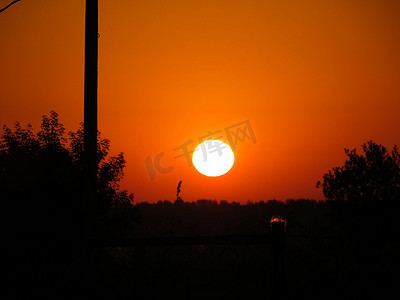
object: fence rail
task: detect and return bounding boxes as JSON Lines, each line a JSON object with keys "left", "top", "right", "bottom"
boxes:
{"left": 87, "top": 233, "right": 273, "bottom": 247}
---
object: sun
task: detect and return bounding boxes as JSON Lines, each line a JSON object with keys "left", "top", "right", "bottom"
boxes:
{"left": 192, "top": 140, "right": 235, "bottom": 177}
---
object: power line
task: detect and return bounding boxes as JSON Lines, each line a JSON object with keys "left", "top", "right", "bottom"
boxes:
{"left": 0, "top": 0, "right": 21, "bottom": 14}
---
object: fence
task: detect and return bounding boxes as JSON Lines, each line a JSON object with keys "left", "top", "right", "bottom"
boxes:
{"left": 21, "top": 210, "right": 399, "bottom": 299}
{"left": 88, "top": 217, "right": 287, "bottom": 298}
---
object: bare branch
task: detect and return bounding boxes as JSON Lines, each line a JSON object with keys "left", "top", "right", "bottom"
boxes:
{"left": 0, "top": 0, "right": 21, "bottom": 14}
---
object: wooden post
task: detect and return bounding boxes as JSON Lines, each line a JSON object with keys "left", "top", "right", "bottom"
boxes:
{"left": 271, "top": 217, "right": 286, "bottom": 298}
{"left": 83, "top": 0, "right": 98, "bottom": 236}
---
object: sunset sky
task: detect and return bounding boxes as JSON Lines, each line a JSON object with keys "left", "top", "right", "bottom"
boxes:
{"left": 1, "top": 0, "right": 399, "bottom": 203}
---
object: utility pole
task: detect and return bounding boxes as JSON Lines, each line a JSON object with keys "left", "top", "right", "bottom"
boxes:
{"left": 83, "top": 0, "right": 98, "bottom": 233}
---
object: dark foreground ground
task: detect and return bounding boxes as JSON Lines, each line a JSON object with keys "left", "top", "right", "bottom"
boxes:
{"left": 6, "top": 200, "right": 400, "bottom": 299}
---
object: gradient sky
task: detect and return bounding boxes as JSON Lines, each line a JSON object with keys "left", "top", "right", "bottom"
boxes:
{"left": 1, "top": 0, "right": 399, "bottom": 203}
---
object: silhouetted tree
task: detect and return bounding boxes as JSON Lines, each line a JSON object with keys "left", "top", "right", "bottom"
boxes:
{"left": 69, "top": 122, "right": 134, "bottom": 209}
{"left": 196, "top": 199, "right": 219, "bottom": 207}
{"left": 0, "top": 111, "right": 134, "bottom": 238}
{"left": 317, "top": 141, "right": 400, "bottom": 205}
{"left": 317, "top": 141, "right": 400, "bottom": 294}
{"left": 219, "top": 200, "right": 229, "bottom": 207}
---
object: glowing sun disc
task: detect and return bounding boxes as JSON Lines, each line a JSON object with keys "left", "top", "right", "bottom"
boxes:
{"left": 192, "top": 140, "right": 235, "bottom": 177}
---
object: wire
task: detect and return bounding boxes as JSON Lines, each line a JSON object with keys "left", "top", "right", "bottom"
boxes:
{"left": 0, "top": 0, "right": 22, "bottom": 14}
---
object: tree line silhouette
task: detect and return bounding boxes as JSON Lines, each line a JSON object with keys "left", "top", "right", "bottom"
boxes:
{"left": 139, "top": 198, "right": 319, "bottom": 207}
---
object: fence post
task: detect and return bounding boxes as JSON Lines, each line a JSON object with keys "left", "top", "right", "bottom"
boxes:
{"left": 271, "top": 216, "right": 286, "bottom": 298}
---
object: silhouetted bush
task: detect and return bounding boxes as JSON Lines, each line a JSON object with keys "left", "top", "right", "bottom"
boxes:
{"left": 317, "top": 141, "right": 400, "bottom": 205}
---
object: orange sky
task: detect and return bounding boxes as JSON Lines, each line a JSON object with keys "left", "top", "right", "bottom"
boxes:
{"left": 1, "top": 0, "right": 399, "bottom": 203}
